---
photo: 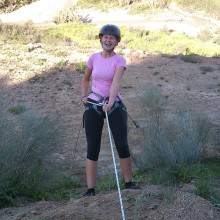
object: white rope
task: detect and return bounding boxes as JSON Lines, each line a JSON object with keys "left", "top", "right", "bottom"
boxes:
{"left": 105, "top": 109, "right": 126, "bottom": 220}
{"left": 87, "top": 100, "right": 126, "bottom": 220}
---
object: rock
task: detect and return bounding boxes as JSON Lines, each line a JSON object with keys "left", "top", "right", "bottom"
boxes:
{"left": 26, "top": 43, "right": 42, "bottom": 52}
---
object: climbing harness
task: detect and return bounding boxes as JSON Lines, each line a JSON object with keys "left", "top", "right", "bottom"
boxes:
{"left": 74, "top": 93, "right": 139, "bottom": 160}
{"left": 89, "top": 92, "right": 139, "bottom": 128}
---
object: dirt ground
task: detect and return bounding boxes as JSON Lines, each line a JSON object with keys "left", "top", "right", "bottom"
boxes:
{"left": 0, "top": 1, "right": 220, "bottom": 220}
{"left": 0, "top": 42, "right": 220, "bottom": 220}
{"left": 1, "top": 187, "right": 220, "bottom": 220}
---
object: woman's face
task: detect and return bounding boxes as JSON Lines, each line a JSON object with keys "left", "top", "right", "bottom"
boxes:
{"left": 101, "top": 34, "right": 118, "bottom": 51}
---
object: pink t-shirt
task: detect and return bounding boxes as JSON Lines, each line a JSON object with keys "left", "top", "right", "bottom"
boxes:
{"left": 87, "top": 52, "right": 126, "bottom": 102}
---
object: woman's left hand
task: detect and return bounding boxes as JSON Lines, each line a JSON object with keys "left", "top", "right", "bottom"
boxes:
{"left": 103, "top": 102, "right": 114, "bottom": 112}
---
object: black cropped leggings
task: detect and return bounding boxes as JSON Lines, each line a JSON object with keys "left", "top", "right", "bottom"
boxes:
{"left": 84, "top": 100, "right": 130, "bottom": 161}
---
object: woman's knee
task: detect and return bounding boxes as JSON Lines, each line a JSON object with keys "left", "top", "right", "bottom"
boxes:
{"left": 87, "top": 149, "right": 99, "bottom": 161}
{"left": 116, "top": 144, "right": 130, "bottom": 158}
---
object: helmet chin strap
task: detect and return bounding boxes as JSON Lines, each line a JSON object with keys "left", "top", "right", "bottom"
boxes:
{"left": 101, "top": 41, "right": 117, "bottom": 55}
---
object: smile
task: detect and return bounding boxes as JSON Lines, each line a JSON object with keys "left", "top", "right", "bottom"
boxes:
{"left": 105, "top": 43, "right": 112, "bottom": 47}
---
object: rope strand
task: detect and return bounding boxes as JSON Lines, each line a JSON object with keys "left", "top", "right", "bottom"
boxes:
{"left": 87, "top": 100, "right": 126, "bottom": 220}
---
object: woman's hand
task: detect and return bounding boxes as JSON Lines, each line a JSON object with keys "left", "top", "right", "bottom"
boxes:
{"left": 103, "top": 102, "right": 114, "bottom": 112}
{"left": 81, "top": 96, "right": 88, "bottom": 106}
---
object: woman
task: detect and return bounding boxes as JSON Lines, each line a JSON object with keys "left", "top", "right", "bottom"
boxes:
{"left": 81, "top": 24, "right": 140, "bottom": 197}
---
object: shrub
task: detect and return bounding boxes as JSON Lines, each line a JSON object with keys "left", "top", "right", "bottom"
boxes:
{"left": 46, "top": 23, "right": 219, "bottom": 57}
{"left": 128, "top": 26, "right": 150, "bottom": 38}
{"left": 57, "top": 60, "right": 67, "bottom": 67}
{"left": 0, "top": 108, "right": 64, "bottom": 208}
{"left": 96, "top": 173, "right": 124, "bottom": 193}
{"left": 213, "top": 27, "right": 220, "bottom": 45}
{"left": 213, "top": 35, "right": 220, "bottom": 45}
{"left": 0, "top": 0, "right": 38, "bottom": 13}
{"left": 177, "top": 0, "right": 220, "bottom": 18}
{"left": 199, "top": 66, "right": 214, "bottom": 74}
{"left": 147, "top": 157, "right": 220, "bottom": 186}
{"left": 9, "top": 105, "right": 25, "bottom": 115}
{"left": 75, "top": 61, "right": 87, "bottom": 74}
{"left": 86, "top": 32, "right": 99, "bottom": 40}
{"left": 118, "top": 0, "right": 133, "bottom": 7}
{"left": 161, "top": 25, "right": 170, "bottom": 34}
{"left": 211, "top": 125, "right": 220, "bottom": 153}
{"left": 181, "top": 54, "right": 199, "bottom": 63}
{"left": 197, "top": 28, "right": 213, "bottom": 42}
{"left": 0, "top": 21, "right": 53, "bottom": 44}
{"left": 127, "top": 0, "right": 171, "bottom": 13}
{"left": 134, "top": 85, "right": 210, "bottom": 170}
{"left": 53, "top": 7, "right": 80, "bottom": 24}
{"left": 193, "top": 181, "right": 212, "bottom": 199}
{"left": 49, "top": 175, "right": 82, "bottom": 200}
{"left": 37, "top": 58, "right": 47, "bottom": 66}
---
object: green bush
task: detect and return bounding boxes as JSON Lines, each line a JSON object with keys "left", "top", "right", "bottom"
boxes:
{"left": 146, "top": 157, "right": 220, "bottom": 186}
{"left": 75, "top": 61, "right": 87, "bottom": 74}
{"left": 96, "top": 173, "right": 124, "bottom": 193}
{"left": 0, "top": 109, "right": 64, "bottom": 208}
{"left": 0, "top": 0, "right": 38, "bottom": 13}
{"left": 197, "top": 28, "right": 213, "bottom": 42}
{"left": 199, "top": 66, "right": 215, "bottom": 74}
{"left": 193, "top": 181, "right": 212, "bottom": 199}
{"left": 53, "top": 7, "right": 80, "bottom": 24}
{"left": 213, "top": 35, "right": 220, "bottom": 45}
{"left": 0, "top": 21, "right": 56, "bottom": 44}
{"left": 176, "top": 0, "right": 220, "bottom": 18}
{"left": 134, "top": 85, "right": 210, "bottom": 170}
{"left": 127, "top": 0, "right": 171, "bottom": 14}
{"left": 46, "top": 23, "right": 220, "bottom": 57}
{"left": 9, "top": 105, "right": 25, "bottom": 115}
{"left": 76, "top": 0, "right": 111, "bottom": 12}
{"left": 213, "top": 27, "right": 220, "bottom": 45}
{"left": 181, "top": 54, "right": 199, "bottom": 63}
{"left": 57, "top": 60, "right": 67, "bottom": 67}
{"left": 128, "top": 26, "right": 150, "bottom": 38}
{"left": 49, "top": 175, "right": 82, "bottom": 200}
{"left": 86, "top": 32, "right": 99, "bottom": 40}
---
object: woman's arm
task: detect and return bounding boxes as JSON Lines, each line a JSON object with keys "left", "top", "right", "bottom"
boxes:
{"left": 103, "top": 66, "right": 125, "bottom": 111}
{"left": 81, "top": 66, "right": 92, "bottom": 105}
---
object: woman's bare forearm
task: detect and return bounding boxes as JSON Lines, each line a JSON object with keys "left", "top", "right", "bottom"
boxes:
{"left": 81, "top": 66, "right": 92, "bottom": 97}
{"left": 81, "top": 79, "right": 89, "bottom": 97}
{"left": 109, "top": 82, "right": 120, "bottom": 104}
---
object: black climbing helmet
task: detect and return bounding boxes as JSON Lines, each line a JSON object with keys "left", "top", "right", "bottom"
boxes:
{"left": 99, "top": 24, "right": 121, "bottom": 42}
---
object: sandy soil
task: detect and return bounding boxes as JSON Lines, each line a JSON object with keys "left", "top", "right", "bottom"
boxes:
{"left": 0, "top": 1, "right": 220, "bottom": 220}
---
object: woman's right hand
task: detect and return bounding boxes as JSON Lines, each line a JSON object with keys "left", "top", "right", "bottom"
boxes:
{"left": 81, "top": 96, "right": 87, "bottom": 106}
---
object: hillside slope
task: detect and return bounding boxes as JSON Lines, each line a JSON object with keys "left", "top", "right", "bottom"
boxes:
{"left": 0, "top": 1, "right": 219, "bottom": 36}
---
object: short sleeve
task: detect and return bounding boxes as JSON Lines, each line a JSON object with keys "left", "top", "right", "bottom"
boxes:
{"left": 87, "top": 54, "right": 94, "bottom": 70}
{"left": 117, "top": 55, "right": 126, "bottom": 69}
